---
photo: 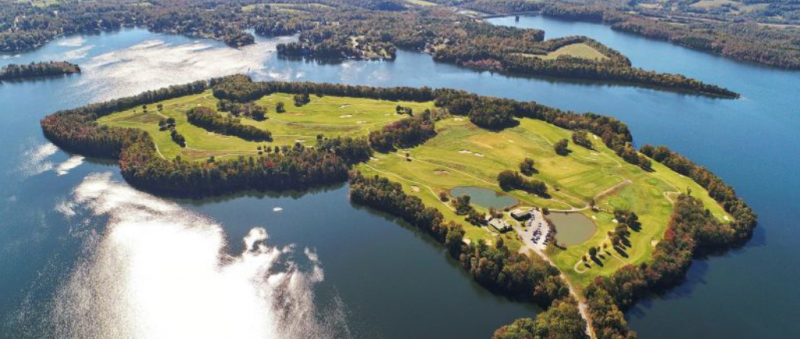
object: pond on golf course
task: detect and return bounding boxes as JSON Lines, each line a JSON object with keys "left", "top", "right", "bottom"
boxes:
{"left": 547, "top": 212, "right": 598, "bottom": 246}
{"left": 449, "top": 186, "right": 519, "bottom": 210}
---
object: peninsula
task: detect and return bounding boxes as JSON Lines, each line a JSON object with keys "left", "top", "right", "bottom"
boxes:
{"left": 0, "top": 61, "right": 80, "bottom": 81}
{"left": 40, "top": 75, "right": 756, "bottom": 338}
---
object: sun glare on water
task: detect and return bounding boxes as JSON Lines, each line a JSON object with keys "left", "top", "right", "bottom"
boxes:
{"left": 51, "top": 173, "right": 338, "bottom": 339}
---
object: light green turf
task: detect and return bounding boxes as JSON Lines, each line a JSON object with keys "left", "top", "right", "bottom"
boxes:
{"left": 404, "top": 0, "right": 439, "bottom": 6}
{"left": 98, "top": 91, "right": 731, "bottom": 290}
{"left": 98, "top": 90, "right": 434, "bottom": 160}
{"left": 355, "top": 117, "right": 730, "bottom": 289}
{"left": 515, "top": 43, "right": 609, "bottom": 61}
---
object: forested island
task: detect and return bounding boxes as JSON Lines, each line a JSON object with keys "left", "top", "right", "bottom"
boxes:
{"left": 0, "top": 0, "right": 738, "bottom": 97}
{"left": 0, "top": 61, "right": 80, "bottom": 81}
{"left": 40, "top": 75, "right": 756, "bottom": 338}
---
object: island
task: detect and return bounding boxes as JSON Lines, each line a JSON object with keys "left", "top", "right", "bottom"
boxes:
{"left": 0, "top": 0, "right": 738, "bottom": 97}
{"left": 40, "top": 75, "right": 757, "bottom": 339}
{"left": 0, "top": 61, "right": 80, "bottom": 81}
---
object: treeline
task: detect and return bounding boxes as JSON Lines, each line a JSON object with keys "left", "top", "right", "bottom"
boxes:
{"left": 316, "top": 136, "right": 373, "bottom": 164}
{"left": 539, "top": 2, "right": 800, "bottom": 69}
{"left": 212, "top": 74, "right": 436, "bottom": 103}
{"left": 640, "top": 144, "right": 756, "bottom": 242}
{"left": 491, "top": 298, "right": 589, "bottom": 339}
{"left": 368, "top": 111, "right": 436, "bottom": 152}
{"left": 585, "top": 192, "right": 756, "bottom": 339}
{"left": 266, "top": 8, "right": 735, "bottom": 97}
{"left": 349, "top": 172, "right": 569, "bottom": 306}
{"left": 0, "top": 61, "right": 80, "bottom": 81}
{"left": 217, "top": 99, "right": 267, "bottom": 120}
{"left": 497, "top": 170, "right": 548, "bottom": 197}
{"left": 0, "top": 0, "right": 315, "bottom": 51}
{"left": 186, "top": 106, "right": 272, "bottom": 142}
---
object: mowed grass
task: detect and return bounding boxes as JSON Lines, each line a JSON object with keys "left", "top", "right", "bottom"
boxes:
{"left": 99, "top": 91, "right": 730, "bottom": 289}
{"left": 515, "top": 43, "right": 609, "bottom": 61}
{"left": 356, "top": 117, "right": 730, "bottom": 289}
{"left": 404, "top": 0, "right": 439, "bottom": 6}
{"left": 98, "top": 90, "right": 434, "bottom": 160}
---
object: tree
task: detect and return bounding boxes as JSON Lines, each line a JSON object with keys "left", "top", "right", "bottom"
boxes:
{"left": 276, "top": 102, "right": 286, "bottom": 113}
{"left": 519, "top": 157, "right": 536, "bottom": 176}
{"left": 497, "top": 170, "right": 524, "bottom": 191}
{"left": 293, "top": 93, "right": 310, "bottom": 107}
{"left": 554, "top": 139, "right": 570, "bottom": 156}
{"left": 453, "top": 195, "right": 473, "bottom": 215}
{"left": 589, "top": 247, "right": 598, "bottom": 258}
{"left": 639, "top": 155, "right": 652, "bottom": 171}
{"left": 572, "top": 130, "right": 593, "bottom": 149}
{"left": 439, "top": 191, "right": 449, "bottom": 202}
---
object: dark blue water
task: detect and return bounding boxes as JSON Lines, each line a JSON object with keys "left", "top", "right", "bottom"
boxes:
{"left": 0, "top": 13, "right": 798, "bottom": 337}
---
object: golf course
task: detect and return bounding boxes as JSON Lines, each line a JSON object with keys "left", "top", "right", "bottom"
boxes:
{"left": 96, "top": 88, "right": 731, "bottom": 289}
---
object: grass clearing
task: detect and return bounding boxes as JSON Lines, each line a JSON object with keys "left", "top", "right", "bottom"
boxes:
{"left": 514, "top": 43, "right": 609, "bottom": 61}
{"left": 404, "top": 0, "right": 439, "bottom": 6}
{"left": 355, "top": 117, "right": 730, "bottom": 289}
{"left": 98, "top": 90, "right": 434, "bottom": 160}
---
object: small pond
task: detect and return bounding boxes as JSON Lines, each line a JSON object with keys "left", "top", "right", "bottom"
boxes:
{"left": 547, "top": 212, "right": 598, "bottom": 246}
{"left": 449, "top": 186, "right": 519, "bottom": 210}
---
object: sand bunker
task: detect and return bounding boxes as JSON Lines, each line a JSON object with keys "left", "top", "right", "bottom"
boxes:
{"left": 434, "top": 170, "right": 449, "bottom": 175}
{"left": 459, "top": 149, "right": 473, "bottom": 154}
{"left": 411, "top": 186, "right": 421, "bottom": 192}
{"left": 339, "top": 104, "right": 351, "bottom": 108}
{"left": 340, "top": 115, "right": 353, "bottom": 118}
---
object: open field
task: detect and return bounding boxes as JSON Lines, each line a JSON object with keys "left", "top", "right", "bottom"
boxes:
{"left": 355, "top": 117, "right": 730, "bottom": 288}
{"left": 541, "top": 43, "right": 609, "bottom": 61}
{"left": 404, "top": 0, "right": 439, "bottom": 7}
{"left": 99, "top": 91, "right": 730, "bottom": 289}
{"left": 98, "top": 90, "right": 434, "bottom": 160}
{"left": 514, "top": 43, "right": 609, "bottom": 61}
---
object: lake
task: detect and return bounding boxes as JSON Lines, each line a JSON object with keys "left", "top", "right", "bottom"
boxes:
{"left": 0, "top": 13, "right": 798, "bottom": 338}
{"left": 449, "top": 186, "right": 519, "bottom": 210}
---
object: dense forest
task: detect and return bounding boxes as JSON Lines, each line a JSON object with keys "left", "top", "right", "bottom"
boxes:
{"left": 368, "top": 111, "right": 437, "bottom": 152}
{"left": 272, "top": 9, "right": 738, "bottom": 97}
{"left": 440, "top": 0, "right": 800, "bottom": 69}
{"left": 0, "top": 61, "right": 80, "bottom": 81}
{"left": 40, "top": 75, "right": 757, "bottom": 337}
{"left": 0, "top": 0, "right": 740, "bottom": 95}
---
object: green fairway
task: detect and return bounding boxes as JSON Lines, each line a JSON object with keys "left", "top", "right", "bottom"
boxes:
{"left": 98, "top": 91, "right": 730, "bottom": 290}
{"left": 98, "top": 90, "right": 434, "bottom": 160}
{"left": 355, "top": 117, "right": 730, "bottom": 289}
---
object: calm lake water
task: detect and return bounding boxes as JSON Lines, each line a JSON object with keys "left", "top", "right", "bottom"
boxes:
{"left": 449, "top": 186, "right": 519, "bottom": 210}
{"left": 547, "top": 212, "right": 597, "bottom": 246}
{"left": 0, "top": 13, "right": 798, "bottom": 338}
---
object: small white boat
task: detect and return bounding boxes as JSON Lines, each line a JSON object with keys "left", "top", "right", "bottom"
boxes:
{"left": 273, "top": 207, "right": 283, "bottom": 212}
